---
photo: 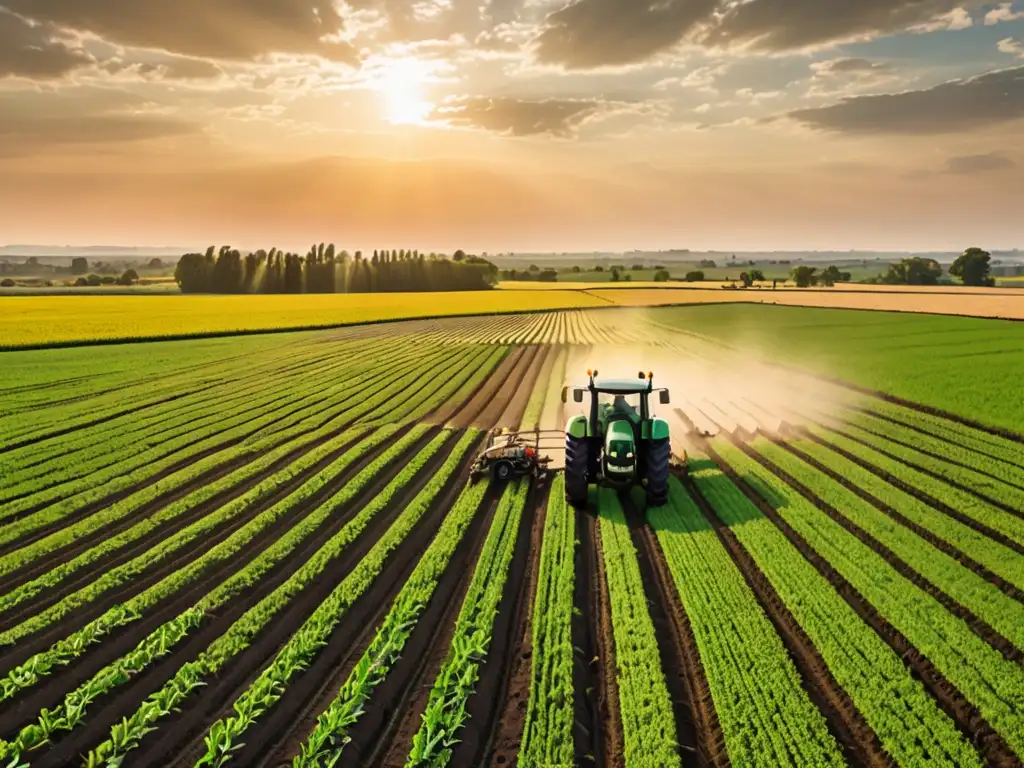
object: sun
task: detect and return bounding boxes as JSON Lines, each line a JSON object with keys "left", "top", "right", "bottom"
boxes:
{"left": 375, "top": 58, "right": 435, "bottom": 126}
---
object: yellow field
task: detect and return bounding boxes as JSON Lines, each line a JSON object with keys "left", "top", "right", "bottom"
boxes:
{"left": 0, "top": 291, "right": 609, "bottom": 348}
{"left": 3, "top": 282, "right": 1023, "bottom": 348}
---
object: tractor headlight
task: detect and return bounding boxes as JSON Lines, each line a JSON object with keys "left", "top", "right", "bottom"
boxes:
{"left": 627, "top": 452, "right": 634, "bottom": 458}
{"left": 610, "top": 451, "right": 618, "bottom": 458}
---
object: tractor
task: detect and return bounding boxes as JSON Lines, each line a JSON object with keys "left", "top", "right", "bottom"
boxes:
{"left": 561, "top": 370, "right": 674, "bottom": 508}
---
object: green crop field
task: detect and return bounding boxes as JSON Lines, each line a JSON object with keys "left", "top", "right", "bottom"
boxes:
{"left": 1, "top": 305, "right": 1021, "bottom": 768}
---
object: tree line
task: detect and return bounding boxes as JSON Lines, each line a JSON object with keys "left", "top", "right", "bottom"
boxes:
{"left": 174, "top": 245, "right": 497, "bottom": 294}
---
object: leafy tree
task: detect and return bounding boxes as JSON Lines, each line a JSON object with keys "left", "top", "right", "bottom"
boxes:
{"left": 528, "top": 264, "right": 540, "bottom": 272}
{"left": 538, "top": 269, "right": 558, "bottom": 282}
{"left": 623, "top": 273, "right": 632, "bottom": 281}
{"left": 453, "top": 250, "right": 466, "bottom": 262}
{"left": 820, "top": 265, "right": 852, "bottom": 287}
{"left": 0, "top": 278, "right": 14, "bottom": 287}
{"left": 631, "top": 263, "right": 645, "bottom": 271}
{"left": 71, "top": 257, "right": 89, "bottom": 275}
{"left": 684, "top": 270, "right": 704, "bottom": 282}
{"left": 147, "top": 258, "right": 164, "bottom": 270}
{"left": 653, "top": 269, "right": 671, "bottom": 282}
{"left": 117, "top": 269, "right": 139, "bottom": 286}
{"left": 881, "top": 257, "right": 942, "bottom": 286}
{"left": 791, "top": 265, "right": 818, "bottom": 287}
{"left": 610, "top": 268, "right": 621, "bottom": 282}
{"left": 949, "top": 247, "right": 994, "bottom": 286}
{"left": 74, "top": 277, "right": 88, "bottom": 286}
{"left": 571, "top": 265, "right": 581, "bottom": 273}
{"left": 749, "top": 269, "right": 765, "bottom": 281}
{"left": 594, "top": 265, "right": 605, "bottom": 272}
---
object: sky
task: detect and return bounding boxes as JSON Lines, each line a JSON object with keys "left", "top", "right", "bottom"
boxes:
{"left": 1, "top": 0, "right": 1022, "bottom": 253}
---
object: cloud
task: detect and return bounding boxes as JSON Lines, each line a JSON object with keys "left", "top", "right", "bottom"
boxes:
{"left": 0, "top": 87, "right": 200, "bottom": 155}
{"left": 430, "top": 96, "right": 607, "bottom": 135}
{"left": 810, "top": 57, "right": 891, "bottom": 76}
{"left": 531, "top": 0, "right": 989, "bottom": 69}
{"left": 534, "top": 0, "right": 718, "bottom": 69}
{"left": 998, "top": 37, "right": 1024, "bottom": 58}
{"left": 2, "top": 0, "right": 357, "bottom": 63}
{"left": 985, "top": 2, "right": 1024, "bottom": 24}
{"left": 784, "top": 65, "right": 1024, "bottom": 134}
{"left": 944, "top": 152, "right": 1016, "bottom": 173}
{"left": 0, "top": 8, "right": 93, "bottom": 78}
{"left": 908, "top": 7, "right": 973, "bottom": 32}
{"left": 102, "top": 56, "right": 223, "bottom": 81}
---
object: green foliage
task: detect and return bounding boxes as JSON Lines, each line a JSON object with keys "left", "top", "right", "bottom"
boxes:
{"left": 694, "top": 450, "right": 984, "bottom": 766}
{"left": 519, "top": 476, "right": 575, "bottom": 768}
{"left": 950, "top": 247, "right": 994, "bottom": 286}
{"left": 406, "top": 480, "right": 529, "bottom": 767}
{"left": 880, "top": 257, "right": 942, "bottom": 285}
{"left": 790, "top": 265, "right": 817, "bottom": 287}
{"left": 650, "top": 477, "right": 843, "bottom": 767}
{"left": 653, "top": 269, "right": 671, "bottom": 282}
{"left": 597, "top": 488, "right": 680, "bottom": 768}
{"left": 684, "top": 270, "right": 704, "bottom": 282}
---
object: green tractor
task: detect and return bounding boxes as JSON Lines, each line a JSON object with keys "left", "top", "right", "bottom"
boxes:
{"left": 561, "top": 370, "right": 675, "bottom": 509}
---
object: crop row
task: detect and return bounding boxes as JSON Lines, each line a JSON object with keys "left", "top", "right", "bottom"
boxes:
{"left": 839, "top": 417, "right": 1024, "bottom": 510}
{"left": 757, "top": 438, "right": 1024, "bottom": 645}
{"left": 714, "top": 440, "right": 1024, "bottom": 760}
{"left": 405, "top": 478, "right": 530, "bottom": 767}
{"left": 518, "top": 474, "right": 575, "bottom": 768}
{"left": 692, "top": 449, "right": 983, "bottom": 767}
{"left": 596, "top": 488, "right": 679, "bottom": 768}
{"left": 786, "top": 437, "right": 1024, "bottom": 593}
{"left": 190, "top": 430, "right": 480, "bottom": 768}
{"left": 60, "top": 429, "right": 465, "bottom": 767}
{"left": 649, "top": 477, "right": 843, "bottom": 767}
{"left": 294, "top": 474, "right": 491, "bottom": 766}
{"left": 804, "top": 424, "right": 1024, "bottom": 548}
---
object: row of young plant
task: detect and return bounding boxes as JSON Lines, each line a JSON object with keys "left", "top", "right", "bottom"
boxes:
{"left": 863, "top": 402, "right": 1024, "bottom": 469}
{"left": 805, "top": 424, "right": 1024, "bottom": 548}
{"left": 518, "top": 475, "right": 576, "bottom": 768}
{"left": 293, "top": 475, "right": 491, "bottom": 766}
{"left": 595, "top": 488, "right": 680, "bottom": 768}
{"left": 0, "top": 337, "right": 381, "bottom": 497}
{"left": 715, "top": 440, "right": 1024, "bottom": 760}
{"left": 0, "top": 425, "right": 410, "bottom": 709}
{"left": 838, "top": 417, "right": 1024, "bottom": 511}
{"left": 850, "top": 410, "right": 1024, "bottom": 490}
{"left": 404, "top": 478, "right": 530, "bottom": 767}
{"left": 649, "top": 477, "right": 844, "bottom": 767}
{"left": 1, "top": 428, "right": 456, "bottom": 765}
{"left": 755, "top": 439, "right": 1024, "bottom": 648}
{"left": 692, "top": 448, "right": 985, "bottom": 768}
{"left": 2, "top": 337, "right": 489, "bottom": 560}
{"left": 787, "top": 437, "right": 1024, "bottom": 593}
{"left": 0, "top": 345, "right": 444, "bottom": 574}
{"left": 190, "top": 429, "right": 481, "bottom": 768}
{"left": 0, "top": 340, "right": 455, "bottom": 523}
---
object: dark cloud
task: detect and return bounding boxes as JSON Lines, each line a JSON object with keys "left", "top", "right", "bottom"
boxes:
{"left": 533, "top": 0, "right": 983, "bottom": 68}
{"left": 2, "top": 0, "right": 356, "bottom": 63}
{"left": 785, "top": 66, "right": 1024, "bottom": 134}
{"left": 431, "top": 96, "right": 603, "bottom": 136}
{"left": 944, "top": 152, "right": 1017, "bottom": 173}
{"left": 535, "top": 0, "right": 718, "bottom": 69}
{"left": 103, "top": 56, "right": 223, "bottom": 80}
{"left": 0, "top": 8, "right": 93, "bottom": 78}
{"left": 0, "top": 88, "right": 199, "bottom": 155}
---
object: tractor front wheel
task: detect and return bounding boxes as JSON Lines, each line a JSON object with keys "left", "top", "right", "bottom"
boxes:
{"left": 645, "top": 438, "right": 671, "bottom": 507}
{"left": 565, "top": 434, "right": 589, "bottom": 508}
{"left": 492, "top": 460, "right": 514, "bottom": 482}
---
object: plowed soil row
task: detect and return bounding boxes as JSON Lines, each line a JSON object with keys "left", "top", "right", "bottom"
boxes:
{"left": 489, "top": 481, "right": 550, "bottom": 766}
{"left": 705, "top": 443, "right": 1020, "bottom": 768}
{"left": 799, "top": 428, "right": 1024, "bottom": 557}
{"left": 431, "top": 346, "right": 515, "bottom": 425}
{"left": 572, "top": 503, "right": 604, "bottom": 767}
{"left": 685, "top": 470, "right": 888, "bottom": 768}
{"left": 466, "top": 347, "right": 533, "bottom": 429}
{"left": 495, "top": 345, "right": 548, "bottom": 429}
{"left": 777, "top": 438, "right": 1024, "bottom": 605}
{"left": 624, "top": 496, "right": 709, "bottom": 768}
{"left": 31, "top": 430, "right": 468, "bottom": 768}
{"left": 591, "top": 506, "right": 626, "bottom": 768}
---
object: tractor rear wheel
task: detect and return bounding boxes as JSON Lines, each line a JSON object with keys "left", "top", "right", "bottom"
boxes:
{"left": 645, "top": 438, "right": 671, "bottom": 507}
{"left": 565, "top": 434, "right": 589, "bottom": 508}
{"left": 492, "top": 460, "right": 514, "bottom": 482}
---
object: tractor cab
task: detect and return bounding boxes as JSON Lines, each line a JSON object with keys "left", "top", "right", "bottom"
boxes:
{"left": 561, "top": 370, "right": 673, "bottom": 508}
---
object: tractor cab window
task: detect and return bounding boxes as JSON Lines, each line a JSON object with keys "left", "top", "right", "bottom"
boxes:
{"left": 598, "top": 392, "right": 641, "bottom": 415}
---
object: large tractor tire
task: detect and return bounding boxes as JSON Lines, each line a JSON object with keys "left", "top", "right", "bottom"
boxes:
{"left": 565, "top": 434, "right": 590, "bottom": 509}
{"left": 645, "top": 438, "right": 671, "bottom": 507}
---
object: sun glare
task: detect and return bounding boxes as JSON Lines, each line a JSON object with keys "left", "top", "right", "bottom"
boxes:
{"left": 375, "top": 58, "right": 435, "bottom": 126}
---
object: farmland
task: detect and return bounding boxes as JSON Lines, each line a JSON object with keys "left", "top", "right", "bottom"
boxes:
{"left": 0, "top": 306, "right": 1022, "bottom": 768}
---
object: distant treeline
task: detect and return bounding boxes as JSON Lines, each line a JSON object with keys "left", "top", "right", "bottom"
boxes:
{"left": 174, "top": 245, "right": 497, "bottom": 294}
